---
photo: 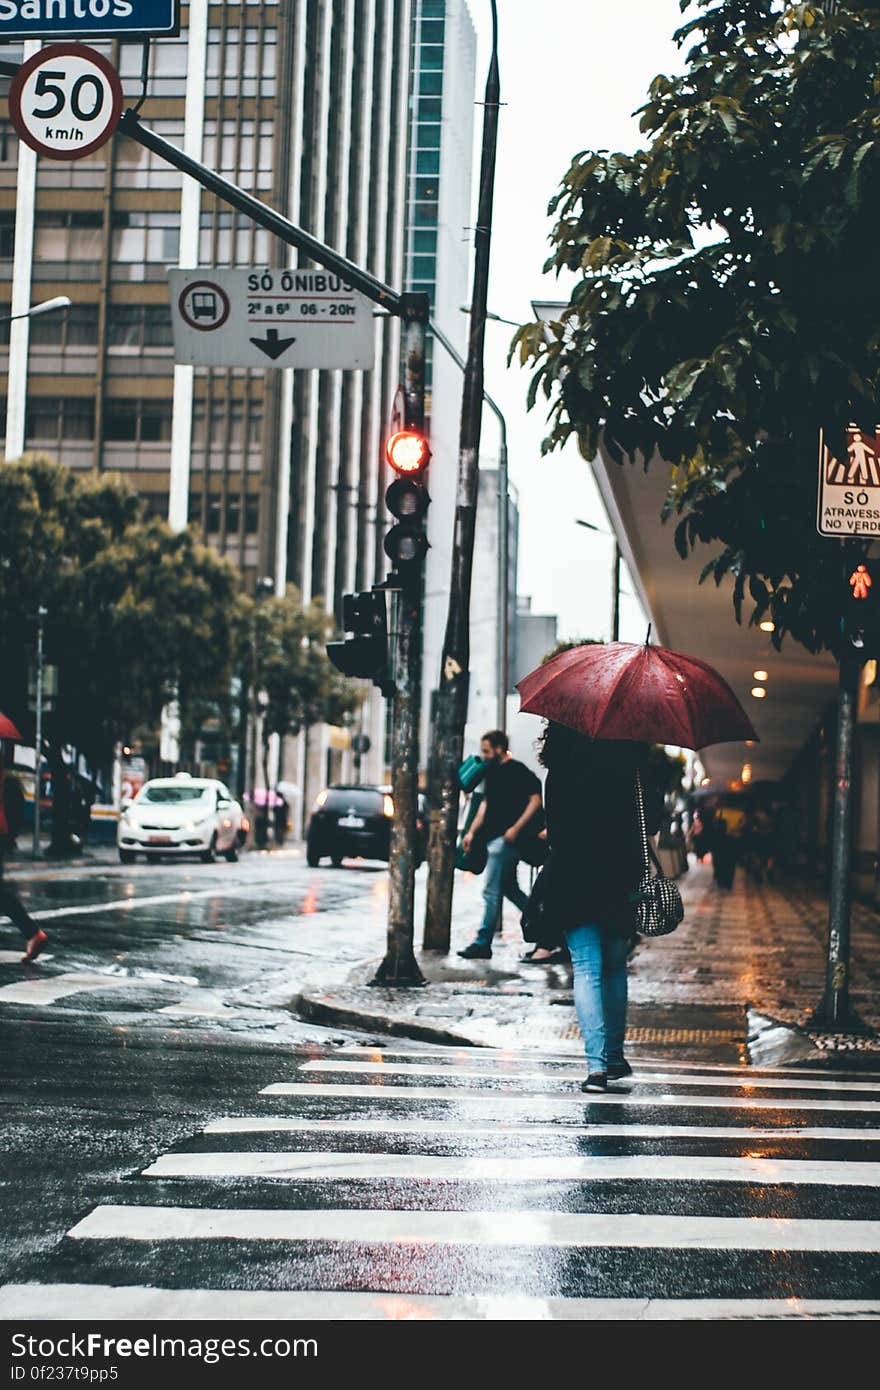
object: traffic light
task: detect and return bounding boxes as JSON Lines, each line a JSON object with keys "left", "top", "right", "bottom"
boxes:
{"left": 327, "top": 589, "right": 392, "bottom": 695}
{"left": 845, "top": 561, "right": 880, "bottom": 653}
{"left": 384, "top": 429, "right": 430, "bottom": 581}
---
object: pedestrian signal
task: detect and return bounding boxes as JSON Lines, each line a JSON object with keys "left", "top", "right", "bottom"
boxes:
{"left": 384, "top": 428, "right": 430, "bottom": 581}
{"left": 845, "top": 561, "right": 880, "bottom": 652}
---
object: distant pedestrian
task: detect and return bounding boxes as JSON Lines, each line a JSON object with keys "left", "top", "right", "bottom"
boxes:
{"left": 273, "top": 791, "right": 288, "bottom": 848}
{"left": 0, "top": 754, "right": 47, "bottom": 963}
{"left": 457, "top": 730, "right": 542, "bottom": 960}
{"left": 711, "top": 814, "right": 737, "bottom": 890}
{"left": 537, "top": 724, "right": 663, "bottom": 1092}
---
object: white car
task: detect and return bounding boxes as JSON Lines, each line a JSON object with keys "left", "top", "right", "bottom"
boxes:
{"left": 117, "top": 774, "right": 245, "bottom": 864}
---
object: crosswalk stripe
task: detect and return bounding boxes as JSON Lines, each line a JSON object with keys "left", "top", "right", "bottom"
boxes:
{"left": 0, "top": 973, "right": 145, "bottom": 1006}
{"left": 1, "top": 1285, "right": 878, "bottom": 1320}
{"left": 140, "top": 1152, "right": 880, "bottom": 1185}
{"left": 261, "top": 1082, "right": 880, "bottom": 1114}
{"left": 298, "top": 1060, "right": 880, "bottom": 1094}
{"left": 204, "top": 1116, "right": 880, "bottom": 1142}
{"left": 328, "top": 1047, "right": 880, "bottom": 1081}
{"left": 67, "top": 1205, "right": 880, "bottom": 1252}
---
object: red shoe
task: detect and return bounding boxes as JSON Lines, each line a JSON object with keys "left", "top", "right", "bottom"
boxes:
{"left": 21, "top": 928, "right": 48, "bottom": 963}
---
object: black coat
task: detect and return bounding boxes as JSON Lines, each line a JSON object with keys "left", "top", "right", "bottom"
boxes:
{"left": 522, "top": 738, "right": 663, "bottom": 945}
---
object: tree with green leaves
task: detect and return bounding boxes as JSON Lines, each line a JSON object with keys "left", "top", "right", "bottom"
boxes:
{"left": 512, "top": 0, "right": 880, "bottom": 656}
{"left": 0, "top": 455, "right": 242, "bottom": 851}
{"left": 240, "top": 590, "right": 363, "bottom": 819}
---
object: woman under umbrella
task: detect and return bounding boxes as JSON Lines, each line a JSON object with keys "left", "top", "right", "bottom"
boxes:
{"left": 538, "top": 724, "right": 662, "bottom": 1090}
{"left": 518, "top": 637, "right": 757, "bottom": 1092}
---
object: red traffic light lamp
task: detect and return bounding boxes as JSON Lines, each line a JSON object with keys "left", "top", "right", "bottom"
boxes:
{"left": 386, "top": 429, "right": 430, "bottom": 475}
{"left": 383, "top": 428, "right": 430, "bottom": 582}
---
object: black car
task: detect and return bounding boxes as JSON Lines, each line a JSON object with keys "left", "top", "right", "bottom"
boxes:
{"left": 306, "top": 784, "right": 428, "bottom": 867}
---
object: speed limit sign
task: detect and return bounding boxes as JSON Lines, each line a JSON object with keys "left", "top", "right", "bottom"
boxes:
{"left": 9, "top": 45, "right": 123, "bottom": 161}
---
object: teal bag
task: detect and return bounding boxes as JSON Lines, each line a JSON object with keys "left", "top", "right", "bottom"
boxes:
{"left": 457, "top": 755, "right": 486, "bottom": 793}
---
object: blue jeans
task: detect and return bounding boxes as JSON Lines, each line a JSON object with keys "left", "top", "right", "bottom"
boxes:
{"left": 564, "top": 924, "right": 629, "bottom": 1074}
{"left": 474, "top": 836, "right": 531, "bottom": 948}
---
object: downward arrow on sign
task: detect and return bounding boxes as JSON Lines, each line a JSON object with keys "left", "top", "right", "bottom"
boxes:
{"left": 249, "top": 328, "right": 297, "bottom": 360}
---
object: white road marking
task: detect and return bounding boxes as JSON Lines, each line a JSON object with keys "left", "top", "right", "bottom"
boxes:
{"left": 0, "top": 973, "right": 149, "bottom": 1006}
{"left": 67, "top": 1205, "right": 880, "bottom": 1252}
{"left": 204, "top": 1116, "right": 880, "bottom": 1143}
{"left": 141, "top": 1152, "right": 880, "bottom": 1186}
{"left": 262, "top": 1082, "right": 880, "bottom": 1115}
{"left": 0, "top": 1285, "right": 877, "bottom": 1320}
{"left": 328, "top": 1047, "right": 880, "bottom": 1080}
{"left": 15, "top": 881, "right": 287, "bottom": 924}
{"left": 298, "top": 1060, "right": 880, "bottom": 1094}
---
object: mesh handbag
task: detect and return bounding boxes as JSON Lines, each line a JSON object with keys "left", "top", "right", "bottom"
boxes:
{"left": 630, "top": 770, "right": 685, "bottom": 938}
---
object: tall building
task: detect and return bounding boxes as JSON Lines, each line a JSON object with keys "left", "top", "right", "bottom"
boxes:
{"left": 402, "top": 0, "right": 477, "bottom": 756}
{"left": 1, "top": 0, "right": 415, "bottom": 794}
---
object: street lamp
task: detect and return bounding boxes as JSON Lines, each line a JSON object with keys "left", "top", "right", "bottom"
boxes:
{"left": 0, "top": 296, "right": 72, "bottom": 325}
{"left": 575, "top": 518, "right": 621, "bottom": 642}
{"left": 4, "top": 297, "right": 73, "bottom": 462}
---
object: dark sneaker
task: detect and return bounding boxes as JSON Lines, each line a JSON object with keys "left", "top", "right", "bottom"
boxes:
{"left": 21, "top": 928, "right": 48, "bottom": 964}
{"left": 457, "top": 943, "right": 492, "bottom": 960}
{"left": 606, "top": 1060, "right": 633, "bottom": 1080}
{"left": 580, "top": 1073, "right": 608, "bottom": 1093}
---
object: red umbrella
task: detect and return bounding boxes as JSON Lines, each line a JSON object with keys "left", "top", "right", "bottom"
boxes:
{"left": 516, "top": 640, "right": 758, "bottom": 750}
{"left": 0, "top": 712, "right": 24, "bottom": 742}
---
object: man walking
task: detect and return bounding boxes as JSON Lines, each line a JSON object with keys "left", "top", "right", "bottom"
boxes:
{"left": 457, "top": 730, "right": 542, "bottom": 960}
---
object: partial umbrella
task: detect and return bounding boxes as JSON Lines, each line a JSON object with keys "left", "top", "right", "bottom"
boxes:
{"left": 0, "top": 712, "right": 24, "bottom": 742}
{"left": 516, "top": 638, "right": 758, "bottom": 751}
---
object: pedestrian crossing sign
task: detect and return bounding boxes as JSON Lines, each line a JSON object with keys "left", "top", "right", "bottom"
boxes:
{"left": 817, "top": 425, "right": 880, "bottom": 536}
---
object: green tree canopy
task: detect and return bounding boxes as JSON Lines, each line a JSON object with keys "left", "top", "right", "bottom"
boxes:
{"left": 513, "top": 0, "right": 880, "bottom": 655}
{"left": 240, "top": 590, "right": 363, "bottom": 788}
{"left": 0, "top": 455, "right": 242, "bottom": 771}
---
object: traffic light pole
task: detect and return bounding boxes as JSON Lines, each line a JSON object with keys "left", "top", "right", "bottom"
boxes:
{"left": 372, "top": 293, "right": 429, "bottom": 986}
{"left": 424, "top": 7, "right": 500, "bottom": 951}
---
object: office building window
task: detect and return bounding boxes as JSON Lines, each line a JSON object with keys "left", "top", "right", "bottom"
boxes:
{"left": 104, "top": 399, "right": 172, "bottom": 444}
{"left": 107, "top": 305, "right": 173, "bottom": 351}
{"left": 25, "top": 397, "right": 95, "bottom": 443}
{"left": 29, "top": 304, "right": 99, "bottom": 351}
{"left": 33, "top": 210, "right": 103, "bottom": 264}
{"left": 114, "top": 119, "right": 185, "bottom": 188}
{"left": 111, "top": 211, "right": 180, "bottom": 269}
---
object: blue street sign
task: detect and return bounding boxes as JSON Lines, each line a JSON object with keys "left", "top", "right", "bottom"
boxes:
{"left": 0, "top": 0, "right": 178, "bottom": 40}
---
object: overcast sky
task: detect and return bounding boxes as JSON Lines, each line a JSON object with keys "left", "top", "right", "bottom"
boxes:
{"left": 467, "top": 0, "right": 688, "bottom": 643}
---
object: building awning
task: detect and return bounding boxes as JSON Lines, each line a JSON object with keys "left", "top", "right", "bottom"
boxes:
{"left": 592, "top": 445, "right": 839, "bottom": 789}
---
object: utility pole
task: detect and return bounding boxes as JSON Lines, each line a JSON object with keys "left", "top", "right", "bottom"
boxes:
{"left": 31, "top": 604, "right": 46, "bottom": 860}
{"left": 611, "top": 539, "right": 621, "bottom": 642}
{"left": 372, "top": 293, "right": 429, "bottom": 986}
{"left": 424, "top": 3, "right": 500, "bottom": 951}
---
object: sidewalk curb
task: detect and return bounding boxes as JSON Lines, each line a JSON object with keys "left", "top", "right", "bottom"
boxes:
{"left": 292, "top": 992, "right": 483, "bottom": 1049}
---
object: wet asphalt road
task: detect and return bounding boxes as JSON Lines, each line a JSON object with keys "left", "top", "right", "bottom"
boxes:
{"left": 2, "top": 854, "right": 880, "bottom": 1319}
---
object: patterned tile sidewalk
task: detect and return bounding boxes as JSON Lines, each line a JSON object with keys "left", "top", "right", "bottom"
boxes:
{"left": 295, "top": 859, "right": 880, "bottom": 1060}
